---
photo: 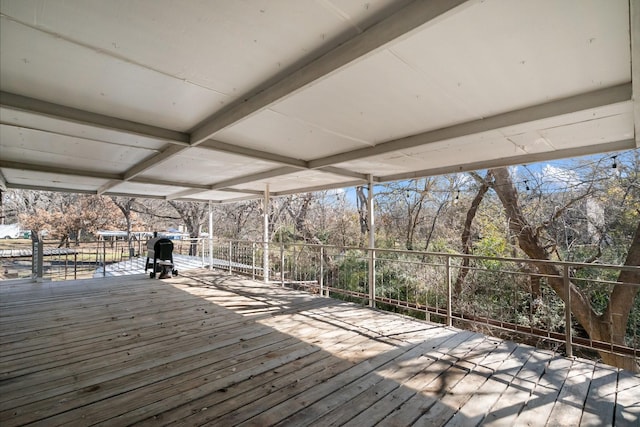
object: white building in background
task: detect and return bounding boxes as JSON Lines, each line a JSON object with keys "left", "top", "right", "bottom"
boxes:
{"left": 0, "top": 223, "right": 22, "bottom": 239}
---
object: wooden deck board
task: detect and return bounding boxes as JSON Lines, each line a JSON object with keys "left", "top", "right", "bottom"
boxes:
{"left": 1, "top": 270, "right": 638, "bottom": 426}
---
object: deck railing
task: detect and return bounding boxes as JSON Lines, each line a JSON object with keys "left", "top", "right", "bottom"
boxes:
{"left": 212, "top": 240, "right": 639, "bottom": 365}
{"left": 0, "top": 237, "right": 210, "bottom": 280}
{"left": 3, "top": 237, "right": 637, "bottom": 365}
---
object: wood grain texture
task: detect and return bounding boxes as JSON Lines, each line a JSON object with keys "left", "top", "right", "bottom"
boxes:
{"left": 0, "top": 271, "right": 637, "bottom": 426}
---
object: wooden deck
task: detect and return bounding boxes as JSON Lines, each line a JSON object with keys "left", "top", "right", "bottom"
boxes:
{"left": 1, "top": 270, "right": 638, "bottom": 426}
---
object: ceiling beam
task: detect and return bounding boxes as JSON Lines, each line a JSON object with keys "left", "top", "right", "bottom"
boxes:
{"left": 164, "top": 166, "right": 301, "bottom": 199}
{"left": 1, "top": 159, "right": 262, "bottom": 194}
{"left": 0, "top": 91, "right": 190, "bottom": 145}
{"left": 6, "top": 183, "right": 99, "bottom": 195}
{"left": 216, "top": 188, "right": 264, "bottom": 195}
{"left": 189, "top": 0, "right": 472, "bottom": 144}
{"left": 99, "top": 145, "right": 189, "bottom": 194}
{"left": 379, "top": 138, "right": 637, "bottom": 183}
{"left": 132, "top": 177, "right": 210, "bottom": 190}
{"left": 165, "top": 187, "right": 265, "bottom": 200}
{"left": 308, "top": 83, "right": 633, "bottom": 169}
{"left": 99, "top": 176, "right": 215, "bottom": 196}
{"left": 6, "top": 182, "right": 180, "bottom": 200}
{"left": 0, "top": 160, "right": 121, "bottom": 181}
{"left": 0, "top": 122, "right": 170, "bottom": 153}
{"left": 317, "top": 166, "right": 375, "bottom": 181}
{"left": 198, "top": 139, "right": 308, "bottom": 168}
{"left": 210, "top": 166, "right": 301, "bottom": 191}
{"left": 631, "top": 0, "right": 640, "bottom": 147}
{"left": 97, "top": 180, "right": 120, "bottom": 195}
{"left": 198, "top": 139, "right": 377, "bottom": 181}
{"left": 165, "top": 188, "right": 208, "bottom": 200}
{"left": 272, "top": 179, "right": 368, "bottom": 197}
{"left": 122, "top": 145, "right": 187, "bottom": 181}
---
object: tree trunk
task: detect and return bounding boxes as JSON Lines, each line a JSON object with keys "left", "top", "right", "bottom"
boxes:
{"left": 111, "top": 197, "right": 135, "bottom": 249}
{"left": 454, "top": 171, "right": 491, "bottom": 294}
{"left": 490, "top": 167, "right": 639, "bottom": 372}
{"left": 356, "top": 186, "right": 368, "bottom": 247}
{"left": 596, "top": 220, "right": 640, "bottom": 371}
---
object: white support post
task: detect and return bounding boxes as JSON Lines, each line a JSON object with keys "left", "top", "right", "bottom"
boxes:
{"left": 320, "top": 246, "right": 324, "bottom": 296}
{"left": 263, "top": 185, "right": 270, "bottom": 283}
{"left": 631, "top": 0, "right": 640, "bottom": 147}
{"left": 446, "top": 255, "right": 452, "bottom": 327}
{"left": 367, "top": 174, "right": 376, "bottom": 308}
{"left": 208, "top": 200, "right": 213, "bottom": 270}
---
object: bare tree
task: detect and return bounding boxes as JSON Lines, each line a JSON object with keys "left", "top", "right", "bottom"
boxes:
{"left": 490, "top": 166, "right": 639, "bottom": 371}
{"left": 19, "top": 194, "right": 121, "bottom": 246}
{"left": 110, "top": 197, "right": 137, "bottom": 245}
{"left": 454, "top": 171, "right": 492, "bottom": 294}
{"left": 220, "top": 201, "right": 259, "bottom": 239}
{"left": 168, "top": 201, "right": 209, "bottom": 255}
{"left": 355, "top": 186, "right": 370, "bottom": 247}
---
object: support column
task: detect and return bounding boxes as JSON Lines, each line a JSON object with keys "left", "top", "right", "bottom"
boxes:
{"left": 631, "top": 0, "right": 640, "bottom": 147}
{"left": 32, "top": 232, "right": 43, "bottom": 282}
{"left": 367, "top": 175, "right": 376, "bottom": 308}
{"left": 208, "top": 200, "right": 213, "bottom": 270}
{"left": 263, "top": 184, "right": 270, "bottom": 283}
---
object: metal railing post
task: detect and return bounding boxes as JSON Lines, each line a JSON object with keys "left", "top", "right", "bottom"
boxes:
{"left": 263, "top": 185, "right": 270, "bottom": 283}
{"left": 563, "top": 264, "right": 573, "bottom": 358}
{"left": 446, "top": 255, "right": 452, "bottom": 327}
{"left": 208, "top": 200, "right": 214, "bottom": 270}
{"left": 368, "top": 248, "right": 376, "bottom": 308}
{"left": 228, "top": 241, "right": 233, "bottom": 274}
{"left": 293, "top": 245, "right": 297, "bottom": 283}
{"left": 103, "top": 240, "right": 107, "bottom": 277}
{"left": 280, "top": 243, "right": 285, "bottom": 287}
{"left": 201, "top": 239, "right": 205, "bottom": 268}
{"left": 252, "top": 242, "right": 256, "bottom": 280}
{"left": 74, "top": 251, "right": 77, "bottom": 280}
{"left": 209, "top": 236, "right": 214, "bottom": 271}
{"left": 319, "top": 246, "right": 324, "bottom": 296}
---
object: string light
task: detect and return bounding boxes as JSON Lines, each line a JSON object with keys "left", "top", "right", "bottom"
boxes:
{"left": 307, "top": 150, "right": 635, "bottom": 201}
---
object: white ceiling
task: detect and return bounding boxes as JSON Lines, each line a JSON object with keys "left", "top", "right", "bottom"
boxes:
{"left": 0, "top": 0, "right": 638, "bottom": 202}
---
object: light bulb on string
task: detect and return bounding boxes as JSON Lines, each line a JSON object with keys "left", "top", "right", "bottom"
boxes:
{"left": 525, "top": 180, "right": 530, "bottom": 191}
{"left": 610, "top": 155, "right": 622, "bottom": 179}
{"left": 453, "top": 190, "right": 460, "bottom": 204}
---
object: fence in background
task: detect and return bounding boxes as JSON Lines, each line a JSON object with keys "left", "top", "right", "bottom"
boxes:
{"left": 0, "top": 236, "right": 209, "bottom": 280}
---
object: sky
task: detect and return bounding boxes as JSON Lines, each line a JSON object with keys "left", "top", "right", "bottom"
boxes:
{"left": 332, "top": 148, "right": 638, "bottom": 206}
